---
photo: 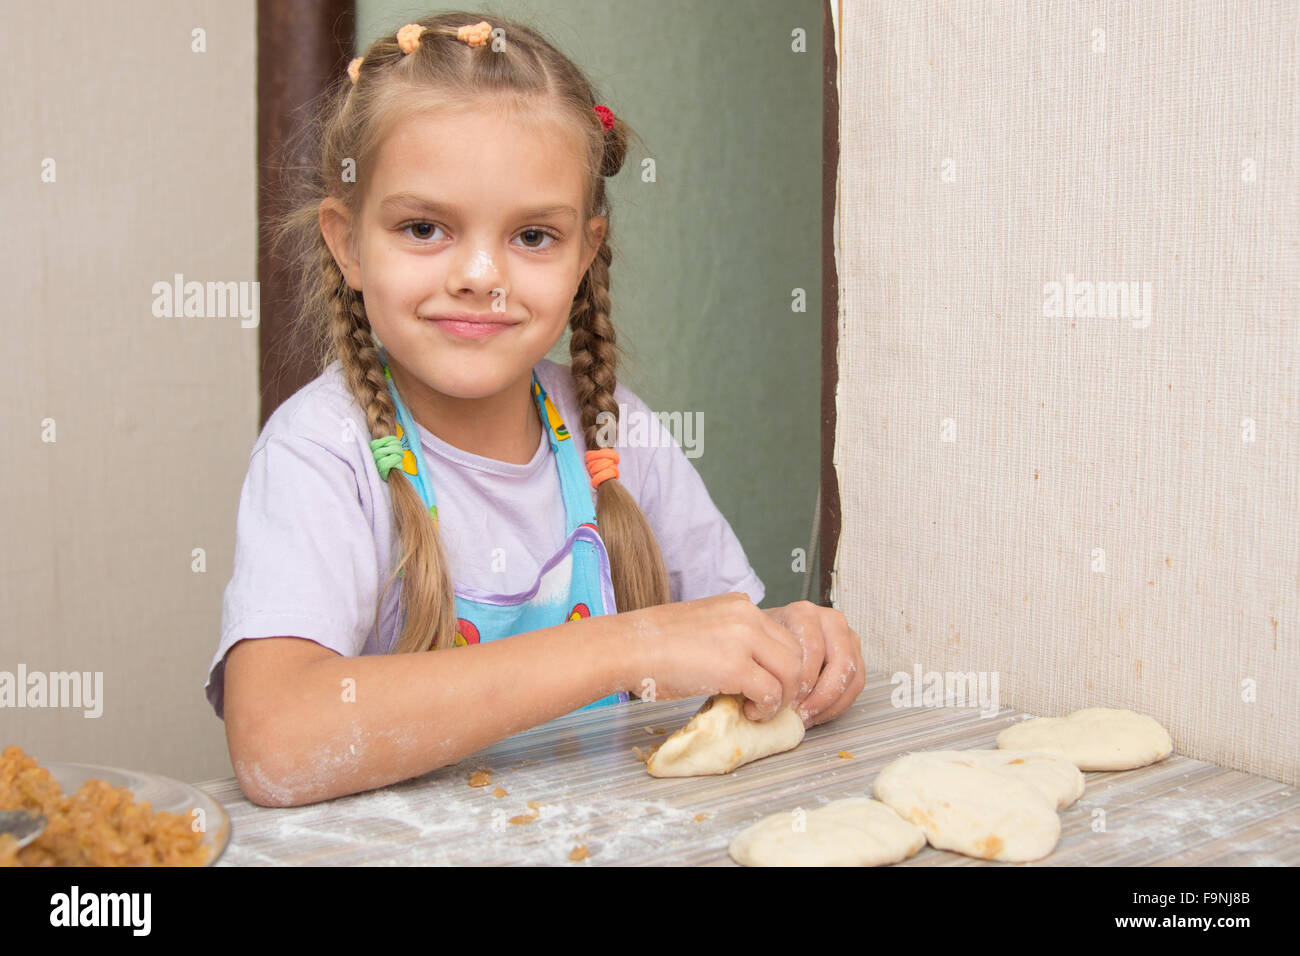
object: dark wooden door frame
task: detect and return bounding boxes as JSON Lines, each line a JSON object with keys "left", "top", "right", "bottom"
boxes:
{"left": 820, "top": 0, "right": 841, "bottom": 607}
{"left": 258, "top": 0, "right": 355, "bottom": 428}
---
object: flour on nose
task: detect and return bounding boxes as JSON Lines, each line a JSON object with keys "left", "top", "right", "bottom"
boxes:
{"left": 465, "top": 250, "right": 495, "bottom": 278}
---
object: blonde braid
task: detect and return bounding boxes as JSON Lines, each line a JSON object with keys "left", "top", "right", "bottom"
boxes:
{"left": 569, "top": 232, "right": 673, "bottom": 613}
{"left": 323, "top": 249, "right": 459, "bottom": 653}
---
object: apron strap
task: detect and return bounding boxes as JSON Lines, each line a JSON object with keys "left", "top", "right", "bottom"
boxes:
{"left": 378, "top": 356, "right": 599, "bottom": 534}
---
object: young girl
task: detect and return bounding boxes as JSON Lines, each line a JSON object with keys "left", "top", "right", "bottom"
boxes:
{"left": 206, "top": 11, "right": 865, "bottom": 808}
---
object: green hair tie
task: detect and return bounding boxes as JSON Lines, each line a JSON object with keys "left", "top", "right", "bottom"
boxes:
{"left": 370, "top": 435, "right": 405, "bottom": 480}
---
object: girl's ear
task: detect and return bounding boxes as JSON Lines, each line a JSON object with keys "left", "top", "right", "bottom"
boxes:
{"left": 320, "top": 197, "right": 363, "bottom": 291}
{"left": 581, "top": 215, "right": 607, "bottom": 273}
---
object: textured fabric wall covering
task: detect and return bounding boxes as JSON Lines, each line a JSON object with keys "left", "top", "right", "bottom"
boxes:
{"left": 831, "top": 1, "right": 1298, "bottom": 785}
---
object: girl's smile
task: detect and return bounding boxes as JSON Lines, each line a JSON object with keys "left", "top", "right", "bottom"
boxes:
{"left": 425, "top": 314, "right": 519, "bottom": 339}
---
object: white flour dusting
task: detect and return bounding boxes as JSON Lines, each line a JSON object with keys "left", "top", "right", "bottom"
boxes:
{"left": 215, "top": 757, "right": 713, "bottom": 866}
{"left": 1071, "top": 788, "right": 1300, "bottom": 865}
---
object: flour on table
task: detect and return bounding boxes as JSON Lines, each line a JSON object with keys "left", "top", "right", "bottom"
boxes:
{"left": 214, "top": 761, "right": 707, "bottom": 866}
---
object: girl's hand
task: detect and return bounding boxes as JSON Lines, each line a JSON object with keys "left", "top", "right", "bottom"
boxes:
{"left": 621, "top": 592, "right": 805, "bottom": 721}
{"left": 760, "top": 601, "right": 865, "bottom": 729}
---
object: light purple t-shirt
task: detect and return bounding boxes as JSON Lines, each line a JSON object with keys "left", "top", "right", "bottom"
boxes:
{"left": 205, "top": 357, "right": 765, "bottom": 719}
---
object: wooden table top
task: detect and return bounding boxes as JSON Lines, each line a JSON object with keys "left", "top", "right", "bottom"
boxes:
{"left": 194, "top": 673, "right": 1300, "bottom": 866}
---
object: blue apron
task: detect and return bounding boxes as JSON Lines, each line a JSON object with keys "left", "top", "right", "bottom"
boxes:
{"left": 378, "top": 356, "right": 628, "bottom": 712}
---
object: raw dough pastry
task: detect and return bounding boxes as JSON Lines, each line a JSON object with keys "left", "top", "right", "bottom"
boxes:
{"left": 645, "top": 694, "right": 805, "bottom": 777}
{"left": 873, "top": 749, "right": 1084, "bottom": 862}
{"left": 728, "top": 797, "right": 926, "bottom": 867}
{"left": 996, "top": 707, "right": 1173, "bottom": 770}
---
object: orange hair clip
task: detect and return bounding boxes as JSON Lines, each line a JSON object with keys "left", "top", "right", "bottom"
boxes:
{"left": 457, "top": 21, "right": 493, "bottom": 47}
{"left": 585, "top": 448, "right": 619, "bottom": 489}
{"left": 397, "top": 24, "right": 427, "bottom": 54}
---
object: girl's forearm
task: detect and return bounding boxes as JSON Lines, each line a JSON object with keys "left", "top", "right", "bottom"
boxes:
{"left": 236, "top": 612, "right": 639, "bottom": 807}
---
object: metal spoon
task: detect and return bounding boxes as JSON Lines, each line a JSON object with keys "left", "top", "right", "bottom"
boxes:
{"left": 0, "top": 810, "right": 47, "bottom": 849}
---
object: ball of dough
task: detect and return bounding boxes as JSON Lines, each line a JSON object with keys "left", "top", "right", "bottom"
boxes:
{"left": 728, "top": 797, "right": 926, "bottom": 867}
{"left": 873, "top": 749, "right": 1084, "bottom": 862}
{"left": 995, "top": 707, "right": 1173, "bottom": 770}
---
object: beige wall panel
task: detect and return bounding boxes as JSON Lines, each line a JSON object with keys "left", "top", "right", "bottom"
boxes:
{"left": 1, "top": 1, "right": 256, "bottom": 782}
{"left": 832, "top": 1, "right": 1298, "bottom": 784}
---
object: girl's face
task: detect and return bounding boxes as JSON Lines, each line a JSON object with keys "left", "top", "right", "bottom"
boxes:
{"left": 321, "top": 103, "right": 605, "bottom": 403}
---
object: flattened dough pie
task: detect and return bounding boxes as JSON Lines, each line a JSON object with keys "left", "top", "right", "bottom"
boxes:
{"left": 995, "top": 707, "right": 1173, "bottom": 770}
{"left": 645, "top": 694, "right": 805, "bottom": 777}
{"left": 873, "top": 749, "right": 1084, "bottom": 862}
{"left": 729, "top": 797, "right": 926, "bottom": 866}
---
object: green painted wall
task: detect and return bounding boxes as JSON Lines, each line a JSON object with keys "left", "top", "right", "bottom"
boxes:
{"left": 357, "top": 0, "right": 823, "bottom": 606}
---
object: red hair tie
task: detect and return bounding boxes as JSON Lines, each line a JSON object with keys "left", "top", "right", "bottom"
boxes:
{"left": 593, "top": 104, "right": 615, "bottom": 131}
